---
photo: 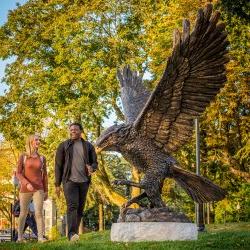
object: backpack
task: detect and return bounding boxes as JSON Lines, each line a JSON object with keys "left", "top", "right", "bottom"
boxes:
{"left": 12, "top": 200, "right": 20, "bottom": 217}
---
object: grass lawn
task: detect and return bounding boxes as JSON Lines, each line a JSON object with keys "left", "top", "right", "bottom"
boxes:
{"left": 0, "top": 222, "right": 249, "bottom": 250}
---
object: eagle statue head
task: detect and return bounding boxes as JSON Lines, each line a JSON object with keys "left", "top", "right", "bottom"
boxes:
{"left": 95, "top": 123, "right": 130, "bottom": 153}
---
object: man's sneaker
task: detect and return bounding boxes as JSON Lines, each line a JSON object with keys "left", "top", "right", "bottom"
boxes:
{"left": 70, "top": 234, "right": 79, "bottom": 242}
{"left": 38, "top": 237, "right": 48, "bottom": 243}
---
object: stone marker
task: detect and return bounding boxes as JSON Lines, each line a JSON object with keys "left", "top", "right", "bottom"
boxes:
{"left": 111, "top": 222, "right": 198, "bottom": 242}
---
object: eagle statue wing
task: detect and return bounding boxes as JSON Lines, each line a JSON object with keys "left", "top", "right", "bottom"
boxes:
{"left": 134, "top": 4, "right": 229, "bottom": 153}
{"left": 117, "top": 65, "right": 151, "bottom": 124}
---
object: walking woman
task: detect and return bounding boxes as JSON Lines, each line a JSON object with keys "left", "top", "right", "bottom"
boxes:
{"left": 16, "top": 134, "right": 48, "bottom": 242}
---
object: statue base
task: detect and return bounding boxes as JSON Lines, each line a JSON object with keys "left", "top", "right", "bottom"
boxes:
{"left": 111, "top": 222, "right": 198, "bottom": 242}
{"left": 117, "top": 207, "right": 191, "bottom": 223}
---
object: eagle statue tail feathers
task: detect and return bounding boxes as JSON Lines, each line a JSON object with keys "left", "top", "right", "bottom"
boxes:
{"left": 171, "top": 165, "right": 226, "bottom": 204}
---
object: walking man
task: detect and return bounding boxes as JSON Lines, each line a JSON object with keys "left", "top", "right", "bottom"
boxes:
{"left": 55, "top": 122, "right": 98, "bottom": 241}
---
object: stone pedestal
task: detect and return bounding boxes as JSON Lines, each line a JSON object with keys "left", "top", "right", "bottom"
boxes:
{"left": 111, "top": 222, "right": 198, "bottom": 242}
{"left": 118, "top": 207, "right": 191, "bottom": 223}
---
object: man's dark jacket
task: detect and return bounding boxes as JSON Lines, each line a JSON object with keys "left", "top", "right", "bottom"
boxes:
{"left": 55, "top": 138, "right": 98, "bottom": 187}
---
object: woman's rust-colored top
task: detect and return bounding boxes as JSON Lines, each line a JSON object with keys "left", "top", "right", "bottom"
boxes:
{"left": 16, "top": 154, "right": 48, "bottom": 193}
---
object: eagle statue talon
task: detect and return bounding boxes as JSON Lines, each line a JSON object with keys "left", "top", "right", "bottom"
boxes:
{"left": 113, "top": 179, "right": 126, "bottom": 186}
{"left": 120, "top": 203, "right": 129, "bottom": 221}
{"left": 121, "top": 202, "right": 128, "bottom": 210}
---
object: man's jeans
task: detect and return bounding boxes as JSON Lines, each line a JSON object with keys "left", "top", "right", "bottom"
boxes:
{"left": 63, "top": 180, "right": 89, "bottom": 239}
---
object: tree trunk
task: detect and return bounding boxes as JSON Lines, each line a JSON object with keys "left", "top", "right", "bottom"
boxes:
{"left": 99, "top": 203, "right": 104, "bottom": 231}
{"left": 78, "top": 218, "right": 84, "bottom": 234}
{"left": 207, "top": 203, "right": 210, "bottom": 224}
{"left": 229, "top": 167, "right": 250, "bottom": 182}
{"left": 93, "top": 173, "right": 127, "bottom": 206}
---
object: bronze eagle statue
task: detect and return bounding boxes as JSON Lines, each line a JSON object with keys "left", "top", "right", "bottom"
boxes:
{"left": 96, "top": 4, "right": 228, "bottom": 212}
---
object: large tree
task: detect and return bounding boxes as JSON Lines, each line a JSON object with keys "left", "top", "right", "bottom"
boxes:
{"left": 0, "top": 141, "right": 19, "bottom": 223}
{"left": 0, "top": 0, "right": 148, "bottom": 212}
{"left": 0, "top": 0, "right": 249, "bottom": 221}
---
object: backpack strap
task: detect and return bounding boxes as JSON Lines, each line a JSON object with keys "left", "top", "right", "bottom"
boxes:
{"left": 23, "top": 155, "right": 27, "bottom": 166}
{"left": 40, "top": 155, "right": 45, "bottom": 180}
{"left": 23, "top": 155, "right": 44, "bottom": 169}
{"left": 40, "top": 155, "right": 44, "bottom": 168}
{"left": 22, "top": 154, "right": 27, "bottom": 176}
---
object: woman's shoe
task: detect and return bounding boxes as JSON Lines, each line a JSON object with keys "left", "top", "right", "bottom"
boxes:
{"left": 70, "top": 234, "right": 79, "bottom": 242}
{"left": 16, "top": 239, "right": 27, "bottom": 243}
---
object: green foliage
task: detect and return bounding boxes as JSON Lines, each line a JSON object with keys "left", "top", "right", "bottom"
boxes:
{"left": 219, "top": 0, "right": 250, "bottom": 21}
{"left": 103, "top": 153, "right": 131, "bottom": 196}
{"left": 215, "top": 183, "right": 250, "bottom": 223}
{"left": 162, "top": 179, "right": 195, "bottom": 220}
{"left": 48, "top": 225, "right": 61, "bottom": 240}
{"left": 83, "top": 204, "right": 120, "bottom": 230}
{"left": 0, "top": 142, "right": 19, "bottom": 223}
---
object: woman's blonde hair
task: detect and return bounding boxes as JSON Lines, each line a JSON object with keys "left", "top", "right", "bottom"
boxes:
{"left": 25, "top": 134, "right": 40, "bottom": 156}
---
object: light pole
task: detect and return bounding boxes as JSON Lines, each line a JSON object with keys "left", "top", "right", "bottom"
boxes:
{"left": 103, "top": 204, "right": 107, "bottom": 231}
{"left": 12, "top": 171, "right": 19, "bottom": 241}
{"left": 195, "top": 118, "right": 205, "bottom": 232}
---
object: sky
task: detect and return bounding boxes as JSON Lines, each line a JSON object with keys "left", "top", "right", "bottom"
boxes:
{"left": 0, "top": 0, "right": 27, "bottom": 96}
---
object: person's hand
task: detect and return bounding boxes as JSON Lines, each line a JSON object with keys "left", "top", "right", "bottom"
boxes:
{"left": 86, "top": 164, "right": 94, "bottom": 175}
{"left": 26, "top": 183, "right": 35, "bottom": 192}
{"left": 55, "top": 186, "right": 62, "bottom": 198}
{"left": 44, "top": 192, "right": 48, "bottom": 201}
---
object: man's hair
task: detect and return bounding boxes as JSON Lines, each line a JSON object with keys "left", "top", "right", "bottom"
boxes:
{"left": 69, "top": 122, "right": 83, "bottom": 131}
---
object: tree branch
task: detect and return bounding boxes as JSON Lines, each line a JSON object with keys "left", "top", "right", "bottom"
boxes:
{"left": 111, "top": 99, "right": 125, "bottom": 121}
{"left": 229, "top": 167, "right": 250, "bottom": 182}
